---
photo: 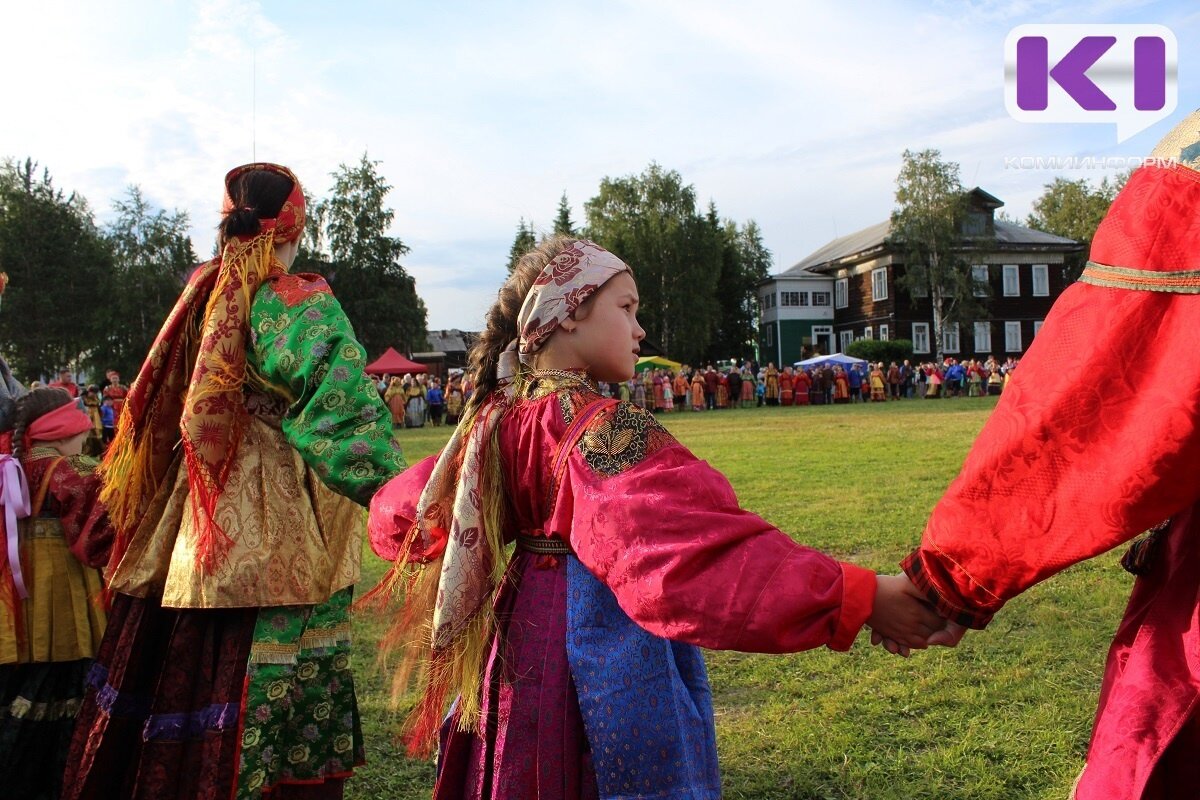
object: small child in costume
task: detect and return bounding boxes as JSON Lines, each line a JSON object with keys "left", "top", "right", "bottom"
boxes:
{"left": 367, "top": 237, "right": 944, "bottom": 799}
{"left": 0, "top": 387, "right": 111, "bottom": 799}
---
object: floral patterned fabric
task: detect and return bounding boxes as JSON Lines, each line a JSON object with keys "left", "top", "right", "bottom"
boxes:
{"left": 251, "top": 273, "right": 405, "bottom": 506}
{"left": 236, "top": 588, "right": 363, "bottom": 799}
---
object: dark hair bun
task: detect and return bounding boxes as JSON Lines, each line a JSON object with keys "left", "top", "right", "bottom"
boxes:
{"left": 221, "top": 208, "right": 261, "bottom": 240}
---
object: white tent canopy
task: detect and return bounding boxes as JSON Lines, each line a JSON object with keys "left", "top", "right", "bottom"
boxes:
{"left": 794, "top": 352, "right": 869, "bottom": 369}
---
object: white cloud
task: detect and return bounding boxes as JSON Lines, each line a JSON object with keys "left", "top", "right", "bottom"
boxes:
{"left": 2, "top": 0, "right": 1195, "bottom": 332}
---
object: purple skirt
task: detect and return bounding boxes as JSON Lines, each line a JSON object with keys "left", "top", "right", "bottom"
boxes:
{"left": 434, "top": 552, "right": 598, "bottom": 799}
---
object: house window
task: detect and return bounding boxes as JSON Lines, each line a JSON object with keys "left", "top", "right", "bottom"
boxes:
{"left": 879, "top": 324, "right": 889, "bottom": 341}
{"left": 971, "top": 265, "right": 989, "bottom": 297}
{"left": 973, "top": 321, "right": 991, "bottom": 353}
{"left": 1002, "top": 265, "right": 1020, "bottom": 297}
{"left": 781, "top": 291, "right": 801, "bottom": 307}
{"left": 912, "top": 323, "right": 930, "bottom": 354}
{"left": 839, "top": 330, "right": 853, "bottom": 352}
{"left": 943, "top": 322, "right": 960, "bottom": 354}
{"left": 911, "top": 280, "right": 928, "bottom": 298}
{"left": 835, "top": 278, "right": 848, "bottom": 309}
{"left": 863, "top": 326, "right": 874, "bottom": 340}
{"left": 812, "top": 291, "right": 831, "bottom": 306}
{"left": 1033, "top": 320, "right": 1044, "bottom": 337}
{"left": 871, "top": 268, "right": 888, "bottom": 301}
{"left": 796, "top": 292, "right": 809, "bottom": 306}
{"left": 1031, "top": 264, "right": 1049, "bottom": 296}
{"left": 964, "top": 211, "right": 987, "bottom": 236}
{"left": 766, "top": 325, "right": 774, "bottom": 346}
{"left": 1005, "top": 321, "right": 1023, "bottom": 352}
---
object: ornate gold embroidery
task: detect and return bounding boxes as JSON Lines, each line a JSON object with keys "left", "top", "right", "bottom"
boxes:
{"left": 578, "top": 402, "right": 673, "bottom": 477}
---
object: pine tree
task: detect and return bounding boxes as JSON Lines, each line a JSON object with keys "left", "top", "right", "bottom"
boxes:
{"left": 506, "top": 217, "right": 538, "bottom": 274}
{"left": 552, "top": 192, "right": 575, "bottom": 236}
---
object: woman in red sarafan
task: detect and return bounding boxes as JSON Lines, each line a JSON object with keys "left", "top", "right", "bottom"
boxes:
{"left": 902, "top": 110, "right": 1200, "bottom": 800}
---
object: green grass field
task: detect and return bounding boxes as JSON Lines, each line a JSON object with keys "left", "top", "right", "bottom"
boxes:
{"left": 347, "top": 398, "right": 1130, "bottom": 799}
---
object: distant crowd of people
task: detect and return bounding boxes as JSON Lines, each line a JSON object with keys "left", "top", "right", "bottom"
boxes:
{"left": 30, "top": 368, "right": 130, "bottom": 455}
{"left": 376, "top": 371, "right": 469, "bottom": 428}
{"left": 601, "top": 355, "right": 1021, "bottom": 412}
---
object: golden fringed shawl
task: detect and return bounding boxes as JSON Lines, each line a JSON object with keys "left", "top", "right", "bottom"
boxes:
{"left": 100, "top": 163, "right": 305, "bottom": 576}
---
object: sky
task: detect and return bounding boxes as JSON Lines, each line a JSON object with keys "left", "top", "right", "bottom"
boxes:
{"left": 3, "top": 0, "right": 1196, "bottom": 333}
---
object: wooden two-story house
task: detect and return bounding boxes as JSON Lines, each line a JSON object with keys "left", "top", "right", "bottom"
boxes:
{"left": 759, "top": 188, "right": 1083, "bottom": 362}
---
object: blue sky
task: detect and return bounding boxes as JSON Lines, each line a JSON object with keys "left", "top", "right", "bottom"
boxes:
{"left": 2, "top": 0, "right": 1196, "bottom": 331}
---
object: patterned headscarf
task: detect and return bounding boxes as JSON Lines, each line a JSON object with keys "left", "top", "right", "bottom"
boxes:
{"left": 376, "top": 240, "right": 630, "bottom": 752}
{"left": 101, "top": 163, "right": 305, "bottom": 573}
{"left": 1149, "top": 108, "right": 1200, "bottom": 171}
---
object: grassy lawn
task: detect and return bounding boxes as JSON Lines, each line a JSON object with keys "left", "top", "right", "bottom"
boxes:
{"left": 348, "top": 398, "right": 1130, "bottom": 799}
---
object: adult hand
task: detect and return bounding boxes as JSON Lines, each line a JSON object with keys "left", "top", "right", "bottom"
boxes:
{"left": 866, "top": 574, "right": 945, "bottom": 656}
{"left": 926, "top": 620, "right": 968, "bottom": 647}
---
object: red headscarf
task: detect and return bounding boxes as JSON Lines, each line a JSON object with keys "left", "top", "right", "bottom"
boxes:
{"left": 101, "top": 163, "right": 305, "bottom": 573}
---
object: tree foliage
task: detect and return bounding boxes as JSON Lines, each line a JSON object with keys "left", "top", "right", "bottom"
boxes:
{"left": 506, "top": 217, "right": 538, "bottom": 274}
{"left": 846, "top": 338, "right": 914, "bottom": 364}
{"left": 583, "top": 163, "right": 729, "bottom": 365}
{"left": 305, "top": 154, "right": 428, "bottom": 357}
{"left": 94, "top": 186, "right": 196, "bottom": 377}
{"left": 552, "top": 192, "right": 575, "bottom": 236}
{"left": 710, "top": 216, "right": 771, "bottom": 362}
{"left": 891, "top": 149, "right": 986, "bottom": 361}
{"left": 1026, "top": 173, "right": 1126, "bottom": 282}
{"left": 0, "top": 159, "right": 114, "bottom": 380}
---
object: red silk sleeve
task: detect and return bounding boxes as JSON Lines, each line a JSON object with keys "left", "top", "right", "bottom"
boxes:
{"left": 368, "top": 454, "right": 438, "bottom": 562}
{"left": 904, "top": 285, "right": 1200, "bottom": 628}
{"left": 553, "top": 441, "right": 876, "bottom": 653}
{"left": 905, "top": 165, "right": 1200, "bottom": 629}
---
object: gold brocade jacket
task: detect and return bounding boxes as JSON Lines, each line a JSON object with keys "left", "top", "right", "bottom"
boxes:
{"left": 106, "top": 274, "right": 406, "bottom": 608}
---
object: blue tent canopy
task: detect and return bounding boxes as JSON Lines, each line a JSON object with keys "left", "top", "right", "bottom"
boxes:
{"left": 794, "top": 352, "right": 869, "bottom": 369}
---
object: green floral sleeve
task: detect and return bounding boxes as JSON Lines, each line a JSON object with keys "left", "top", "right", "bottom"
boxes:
{"left": 249, "top": 278, "right": 407, "bottom": 505}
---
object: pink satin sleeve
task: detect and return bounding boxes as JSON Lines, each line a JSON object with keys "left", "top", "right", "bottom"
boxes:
{"left": 552, "top": 443, "right": 876, "bottom": 653}
{"left": 368, "top": 454, "right": 438, "bottom": 562}
{"left": 904, "top": 283, "right": 1200, "bottom": 627}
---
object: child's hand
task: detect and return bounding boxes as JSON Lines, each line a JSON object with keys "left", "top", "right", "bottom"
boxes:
{"left": 866, "top": 574, "right": 946, "bottom": 657}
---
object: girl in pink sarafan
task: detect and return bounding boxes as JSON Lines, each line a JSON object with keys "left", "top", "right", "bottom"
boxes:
{"left": 365, "top": 236, "right": 947, "bottom": 799}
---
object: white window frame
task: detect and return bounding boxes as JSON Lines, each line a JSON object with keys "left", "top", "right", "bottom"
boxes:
{"left": 943, "top": 322, "right": 960, "bottom": 354}
{"left": 878, "top": 323, "right": 889, "bottom": 341}
{"left": 912, "top": 322, "right": 930, "bottom": 354}
{"left": 839, "top": 330, "right": 853, "bottom": 353}
{"left": 1033, "top": 320, "right": 1044, "bottom": 338}
{"left": 1002, "top": 264, "right": 1020, "bottom": 297}
{"left": 796, "top": 291, "right": 809, "bottom": 306}
{"left": 911, "top": 280, "right": 929, "bottom": 298}
{"left": 1005, "top": 321, "right": 1023, "bottom": 352}
{"left": 863, "top": 326, "right": 873, "bottom": 340}
{"left": 812, "top": 291, "right": 831, "bottom": 306}
{"left": 973, "top": 321, "right": 991, "bottom": 354}
{"left": 871, "top": 268, "right": 888, "bottom": 302}
{"left": 971, "top": 265, "right": 989, "bottom": 297}
{"left": 1031, "top": 264, "right": 1049, "bottom": 296}
{"left": 835, "top": 278, "right": 848, "bottom": 309}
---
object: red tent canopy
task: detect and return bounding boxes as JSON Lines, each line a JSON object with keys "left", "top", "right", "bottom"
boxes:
{"left": 365, "top": 347, "right": 427, "bottom": 375}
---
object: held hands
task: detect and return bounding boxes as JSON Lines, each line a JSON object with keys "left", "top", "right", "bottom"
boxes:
{"left": 866, "top": 574, "right": 967, "bottom": 657}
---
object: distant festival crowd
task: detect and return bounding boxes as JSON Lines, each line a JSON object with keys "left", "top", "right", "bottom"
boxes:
{"left": 594, "top": 355, "right": 1020, "bottom": 411}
